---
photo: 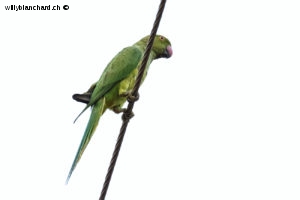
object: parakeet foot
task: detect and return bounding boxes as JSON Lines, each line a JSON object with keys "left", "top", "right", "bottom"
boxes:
{"left": 112, "top": 107, "right": 127, "bottom": 114}
{"left": 120, "top": 91, "right": 130, "bottom": 98}
{"left": 127, "top": 92, "right": 139, "bottom": 103}
{"left": 120, "top": 91, "right": 140, "bottom": 103}
{"left": 112, "top": 106, "right": 134, "bottom": 120}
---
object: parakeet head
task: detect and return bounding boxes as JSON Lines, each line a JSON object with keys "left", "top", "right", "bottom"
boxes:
{"left": 137, "top": 35, "right": 173, "bottom": 59}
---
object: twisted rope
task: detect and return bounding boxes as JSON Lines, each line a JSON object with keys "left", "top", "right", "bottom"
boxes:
{"left": 98, "top": 0, "right": 167, "bottom": 200}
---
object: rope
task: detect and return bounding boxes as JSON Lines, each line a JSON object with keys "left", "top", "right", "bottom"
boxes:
{"left": 98, "top": 1, "right": 167, "bottom": 199}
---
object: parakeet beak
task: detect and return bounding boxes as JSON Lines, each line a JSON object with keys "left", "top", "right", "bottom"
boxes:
{"left": 163, "top": 45, "right": 173, "bottom": 58}
{"left": 158, "top": 45, "right": 173, "bottom": 59}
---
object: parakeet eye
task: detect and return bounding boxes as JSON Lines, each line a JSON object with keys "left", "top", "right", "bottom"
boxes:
{"left": 159, "top": 36, "right": 164, "bottom": 40}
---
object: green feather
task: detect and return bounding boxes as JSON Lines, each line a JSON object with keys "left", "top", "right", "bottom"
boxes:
{"left": 66, "top": 35, "right": 172, "bottom": 183}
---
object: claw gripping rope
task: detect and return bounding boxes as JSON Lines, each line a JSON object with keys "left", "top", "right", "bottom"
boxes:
{"left": 99, "top": 0, "right": 167, "bottom": 200}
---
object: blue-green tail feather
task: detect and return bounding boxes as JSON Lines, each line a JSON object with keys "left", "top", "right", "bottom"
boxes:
{"left": 66, "top": 98, "right": 106, "bottom": 184}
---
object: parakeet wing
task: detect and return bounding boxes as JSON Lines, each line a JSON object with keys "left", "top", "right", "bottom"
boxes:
{"left": 74, "top": 46, "right": 142, "bottom": 121}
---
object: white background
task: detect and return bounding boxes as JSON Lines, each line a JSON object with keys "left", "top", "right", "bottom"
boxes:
{"left": 0, "top": 0, "right": 300, "bottom": 199}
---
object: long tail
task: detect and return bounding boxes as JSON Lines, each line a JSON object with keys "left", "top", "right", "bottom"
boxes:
{"left": 66, "top": 98, "right": 106, "bottom": 184}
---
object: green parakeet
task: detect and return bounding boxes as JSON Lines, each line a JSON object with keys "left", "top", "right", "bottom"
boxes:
{"left": 66, "top": 35, "right": 172, "bottom": 183}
